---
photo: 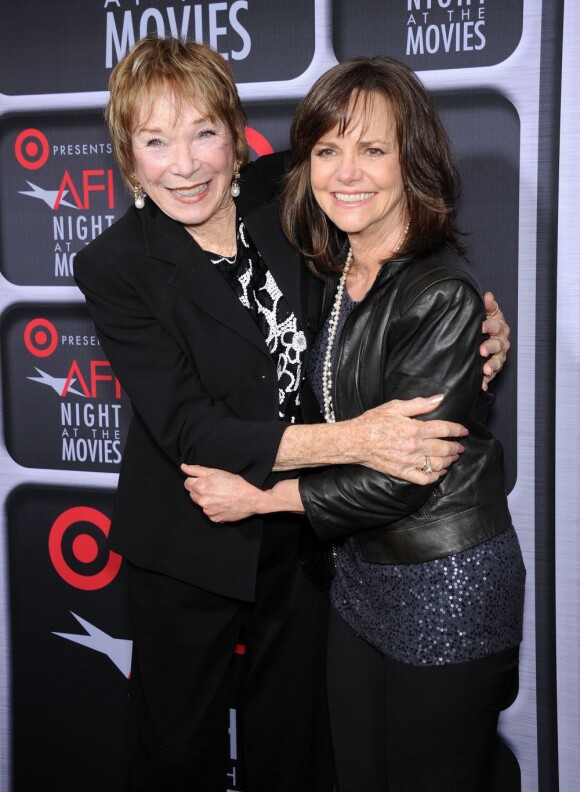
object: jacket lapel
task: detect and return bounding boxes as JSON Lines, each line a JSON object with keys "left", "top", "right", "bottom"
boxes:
{"left": 139, "top": 200, "right": 271, "bottom": 356}
{"left": 137, "top": 197, "right": 321, "bottom": 357}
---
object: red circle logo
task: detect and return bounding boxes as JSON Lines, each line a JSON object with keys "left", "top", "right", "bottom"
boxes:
{"left": 245, "top": 126, "right": 274, "bottom": 158}
{"left": 24, "top": 318, "right": 58, "bottom": 357}
{"left": 15, "top": 128, "right": 49, "bottom": 170}
{"left": 48, "top": 506, "right": 122, "bottom": 591}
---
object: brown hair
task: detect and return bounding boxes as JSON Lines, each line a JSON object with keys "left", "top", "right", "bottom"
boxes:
{"left": 106, "top": 35, "right": 248, "bottom": 189}
{"left": 281, "top": 56, "right": 463, "bottom": 274}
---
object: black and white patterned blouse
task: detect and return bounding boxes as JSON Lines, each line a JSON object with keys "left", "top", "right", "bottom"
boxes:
{"left": 207, "top": 218, "right": 307, "bottom": 424}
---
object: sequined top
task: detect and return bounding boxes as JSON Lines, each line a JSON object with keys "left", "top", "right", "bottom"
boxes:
{"left": 308, "top": 288, "right": 525, "bottom": 666}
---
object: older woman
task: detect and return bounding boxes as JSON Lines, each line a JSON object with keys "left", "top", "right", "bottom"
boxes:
{"left": 184, "top": 57, "right": 524, "bottom": 792}
{"left": 75, "top": 36, "right": 509, "bottom": 791}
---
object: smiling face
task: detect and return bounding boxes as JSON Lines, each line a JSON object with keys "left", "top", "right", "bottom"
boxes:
{"left": 132, "top": 90, "right": 237, "bottom": 245}
{"left": 310, "top": 93, "right": 407, "bottom": 253}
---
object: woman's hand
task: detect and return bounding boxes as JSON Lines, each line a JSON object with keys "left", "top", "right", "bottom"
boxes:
{"left": 347, "top": 395, "right": 465, "bottom": 484}
{"left": 181, "top": 464, "right": 265, "bottom": 522}
{"left": 480, "top": 292, "right": 510, "bottom": 391}
{"left": 274, "top": 394, "right": 467, "bottom": 483}
{"left": 181, "top": 465, "right": 304, "bottom": 522}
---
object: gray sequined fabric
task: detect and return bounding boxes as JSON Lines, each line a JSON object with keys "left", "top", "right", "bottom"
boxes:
{"left": 309, "top": 289, "right": 525, "bottom": 665}
{"left": 331, "top": 530, "right": 525, "bottom": 665}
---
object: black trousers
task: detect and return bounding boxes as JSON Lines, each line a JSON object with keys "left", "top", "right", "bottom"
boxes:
{"left": 327, "top": 608, "right": 521, "bottom": 792}
{"left": 125, "top": 522, "right": 333, "bottom": 792}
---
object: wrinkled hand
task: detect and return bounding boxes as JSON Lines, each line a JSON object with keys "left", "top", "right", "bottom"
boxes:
{"left": 181, "top": 464, "right": 263, "bottom": 522}
{"left": 350, "top": 395, "right": 467, "bottom": 484}
{"left": 480, "top": 291, "right": 510, "bottom": 391}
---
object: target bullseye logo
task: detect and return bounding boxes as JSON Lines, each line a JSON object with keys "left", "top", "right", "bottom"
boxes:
{"left": 48, "top": 506, "right": 122, "bottom": 591}
{"left": 24, "top": 318, "right": 58, "bottom": 358}
{"left": 245, "top": 126, "right": 274, "bottom": 157}
{"left": 15, "top": 128, "right": 50, "bottom": 170}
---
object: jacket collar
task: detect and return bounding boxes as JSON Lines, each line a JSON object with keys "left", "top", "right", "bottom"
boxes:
{"left": 321, "top": 253, "right": 414, "bottom": 321}
{"left": 136, "top": 196, "right": 305, "bottom": 357}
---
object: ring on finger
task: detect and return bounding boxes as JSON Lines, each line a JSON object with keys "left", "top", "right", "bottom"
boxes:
{"left": 488, "top": 301, "right": 500, "bottom": 317}
{"left": 416, "top": 456, "right": 433, "bottom": 475}
{"left": 492, "top": 353, "right": 504, "bottom": 371}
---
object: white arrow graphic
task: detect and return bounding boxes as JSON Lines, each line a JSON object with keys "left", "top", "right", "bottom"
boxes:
{"left": 53, "top": 612, "right": 133, "bottom": 678}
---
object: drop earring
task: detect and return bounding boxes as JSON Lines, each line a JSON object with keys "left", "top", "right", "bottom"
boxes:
{"left": 133, "top": 182, "right": 146, "bottom": 209}
{"left": 230, "top": 164, "right": 240, "bottom": 198}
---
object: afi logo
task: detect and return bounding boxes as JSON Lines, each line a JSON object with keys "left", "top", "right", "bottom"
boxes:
{"left": 53, "top": 169, "right": 115, "bottom": 210}
{"left": 15, "top": 128, "right": 117, "bottom": 210}
{"left": 61, "top": 359, "right": 122, "bottom": 399}
{"left": 24, "top": 318, "right": 122, "bottom": 399}
{"left": 28, "top": 359, "right": 122, "bottom": 400}
{"left": 19, "top": 169, "right": 116, "bottom": 211}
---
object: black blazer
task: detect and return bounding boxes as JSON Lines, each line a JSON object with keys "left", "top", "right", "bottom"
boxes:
{"left": 74, "top": 163, "right": 323, "bottom": 601}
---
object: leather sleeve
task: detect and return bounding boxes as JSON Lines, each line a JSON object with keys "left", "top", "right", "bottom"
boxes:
{"left": 74, "top": 245, "right": 288, "bottom": 488}
{"left": 299, "top": 277, "right": 486, "bottom": 541}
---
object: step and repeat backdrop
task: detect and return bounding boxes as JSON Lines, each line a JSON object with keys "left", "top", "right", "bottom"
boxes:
{"left": 1, "top": 1, "right": 578, "bottom": 790}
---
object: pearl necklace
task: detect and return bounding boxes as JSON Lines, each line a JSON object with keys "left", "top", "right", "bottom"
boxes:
{"left": 322, "top": 222, "right": 410, "bottom": 423}
{"left": 322, "top": 248, "right": 353, "bottom": 423}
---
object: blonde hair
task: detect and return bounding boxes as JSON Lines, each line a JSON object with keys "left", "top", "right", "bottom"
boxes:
{"left": 106, "top": 35, "right": 248, "bottom": 188}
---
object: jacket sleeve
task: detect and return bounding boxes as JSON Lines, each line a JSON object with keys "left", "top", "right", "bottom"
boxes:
{"left": 299, "top": 277, "right": 485, "bottom": 541}
{"left": 74, "top": 247, "right": 288, "bottom": 487}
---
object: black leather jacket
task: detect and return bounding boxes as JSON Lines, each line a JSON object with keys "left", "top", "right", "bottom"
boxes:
{"left": 299, "top": 247, "right": 511, "bottom": 564}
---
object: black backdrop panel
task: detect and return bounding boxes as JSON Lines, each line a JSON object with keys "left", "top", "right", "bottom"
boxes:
{"left": 0, "top": 0, "right": 316, "bottom": 95}
{"left": 1, "top": 304, "right": 131, "bottom": 472}
{"left": 334, "top": 0, "right": 524, "bottom": 69}
{"left": 7, "top": 486, "right": 130, "bottom": 792}
{"left": 436, "top": 91, "right": 520, "bottom": 492}
{"left": 0, "top": 113, "right": 130, "bottom": 286}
